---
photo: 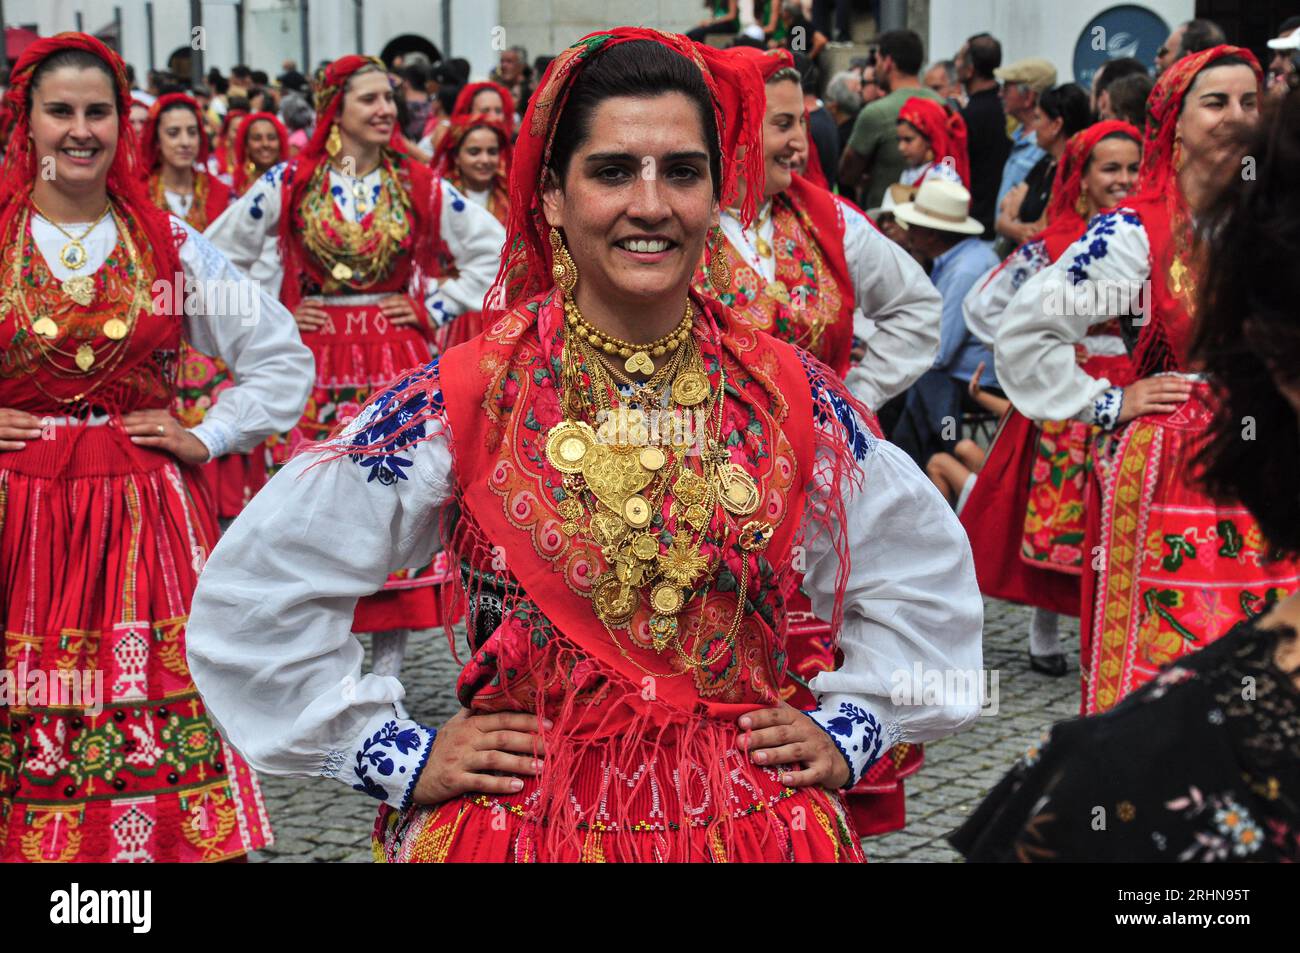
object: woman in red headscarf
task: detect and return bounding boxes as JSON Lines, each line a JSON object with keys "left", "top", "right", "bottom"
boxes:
{"left": 140, "top": 93, "right": 231, "bottom": 229}
{"left": 232, "top": 111, "right": 290, "bottom": 196}
{"left": 430, "top": 113, "right": 511, "bottom": 350}
{"left": 896, "top": 96, "right": 970, "bottom": 188}
{"left": 695, "top": 44, "right": 944, "bottom": 842}
{"left": 996, "top": 46, "right": 1300, "bottom": 715}
{"left": 0, "top": 33, "right": 313, "bottom": 861}
{"left": 186, "top": 29, "right": 983, "bottom": 863}
{"left": 954, "top": 120, "right": 1141, "bottom": 677}
{"left": 421, "top": 81, "right": 517, "bottom": 155}
{"left": 204, "top": 55, "right": 504, "bottom": 693}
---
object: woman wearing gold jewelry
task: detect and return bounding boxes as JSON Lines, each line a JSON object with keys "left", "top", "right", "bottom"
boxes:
{"left": 0, "top": 34, "right": 312, "bottom": 861}
{"left": 204, "top": 56, "right": 505, "bottom": 690}
{"left": 188, "top": 30, "right": 982, "bottom": 863}
{"left": 140, "top": 93, "right": 264, "bottom": 524}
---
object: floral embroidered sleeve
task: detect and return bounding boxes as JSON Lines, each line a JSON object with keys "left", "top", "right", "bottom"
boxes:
{"left": 995, "top": 209, "right": 1150, "bottom": 424}
{"left": 186, "top": 358, "right": 453, "bottom": 809}
{"left": 423, "top": 180, "right": 507, "bottom": 324}
{"left": 962, "top": 239, "right": 1049, "bottom": 348}
{"left": 203, "top": 161, "right": 288, "bottom": 298}
{"left": 798, "top": 360, "right": 985, "bottom": 786}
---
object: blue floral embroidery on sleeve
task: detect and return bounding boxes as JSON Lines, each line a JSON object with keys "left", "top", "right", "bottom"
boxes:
{"left": 1091, "top": 385, "right": 1125, "bottom": 430}
{"left": 803, "top": 352, "right": 875, "bottom": 462}
{"left": 261, "top": 162, "right": 287, "bottom": 187}
{"left": 807, "top": 701, "right": 885, "bottom": 786}
{"left": 1067, "top": 209, "right": 1142, "bottom": 286}
{"left": 249, "top": 191, "right": 266, "bottom": 220}
{"left": 349, "top": 358, "right": 444, "bottom": 485}
{"left": 1009, "top": 240, "right": 1049, "bottom": 292}
{"left": 352, "top": 720, "right": 428, "bottom": 801}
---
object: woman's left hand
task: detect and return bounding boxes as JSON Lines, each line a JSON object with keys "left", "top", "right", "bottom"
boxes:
{"left": 739, "top": 702, "right": 851, "bottom": 789}
{"left": 123, "top": 409, "right": 211, "bottom": 465}
{"left": 379, "top": 294, "right": 420, "bottom": 327}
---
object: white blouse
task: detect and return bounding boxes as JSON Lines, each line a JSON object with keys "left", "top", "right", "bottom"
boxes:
{"left": 995, "top": 209, "right": 1150, "bottom": 429}
{"left": 720, "top": 196, "right": 942, "bottom": 413}
{"left": 203, "top": 162, "right": 506, "bottom": 323}
{"left": 31, "top": 213, "right": 314, "bottom": 459}
{"left": 186, "top": 357, "right": 984, "bottom": 812}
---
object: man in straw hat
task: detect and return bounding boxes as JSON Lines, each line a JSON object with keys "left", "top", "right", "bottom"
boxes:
{"left": 888, "top": 178, "right": 999, "bottom": 467}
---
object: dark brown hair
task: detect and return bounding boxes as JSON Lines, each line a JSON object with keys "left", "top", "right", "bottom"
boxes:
{"left": 1192, "top": 90, "right": 1300, "bottom": 556}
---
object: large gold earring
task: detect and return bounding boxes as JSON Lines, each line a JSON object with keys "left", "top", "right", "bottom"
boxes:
{"left": 549, "top": 227, "right": 578, "bottom": 295}
{"left": 1172, "top": 137, "right": 1185, "bottom": 172}
{"left": 1075, "top": 193, "right": 1089, "bottom": 218}
{"left": 708, "top": 228, "right": 731, "bottom": 291}
{"left": 326, "top": 123, "right": 342, "bottom": 158}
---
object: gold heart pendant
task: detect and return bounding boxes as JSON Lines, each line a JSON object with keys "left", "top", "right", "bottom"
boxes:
{"left": 581, "top": 442, "right": 652, "bottom": 515}
{"left": 624, "top": 351, "right": 654, "bottom": 375}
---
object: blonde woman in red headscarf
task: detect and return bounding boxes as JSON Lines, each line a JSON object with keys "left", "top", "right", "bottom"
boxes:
{"left": 0, "top": 34, "right": 312, "bottom": 861}
{"left": 953, "top": 121, "right": 1141, "bottom": 678}
{"left": 203, "top": 55, "right": 504, "bottom": 696}
{"left": 996, "top": 46, "right": 1300, "bottom": 715}
{"left": 186, "top": 29, "right": 982, "bottom": 863}
{"left": 232, "top": 111, "right": 290, "bottom": 196}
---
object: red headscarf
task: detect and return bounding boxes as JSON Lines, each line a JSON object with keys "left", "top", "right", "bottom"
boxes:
{"left": 430, "top": 113, "right": 511, "bottom": 223}
{"left": 138, "top": 92, "right": 210, "bottom": 173}
{"left": 1038, "top": 119, "right": 1140, "bottom": 259}
{"left": 898, "top": 96, "right": 970, "bottom": 187}
{"left": 725, "top": 47, "right": 832, "bottom": 188}
{"left": 279, "top": 54, "right": 442, "bottom": 309}
{"left": 232, "top": 110, "right": 290, "bottom": 194}
{"left": 0, "top": 32, "right": 180, "bottom": 279}
{"left": 451, "top": 81, "right": 516, "bottom": 133}
{"left": 485, "top": 29, "right": 766, "bottom": 348}
{"left": 1137, "top": 44, "right": 1263, "bottom": 196}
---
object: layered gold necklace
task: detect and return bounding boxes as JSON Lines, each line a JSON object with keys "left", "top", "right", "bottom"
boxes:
{"left": 544, "top": 296, "right": 762, "bottom": 671}
{"left": 299, "top": 154, "right": 411, "bottom": 286}
{"left": 28, "top": 198, "right": 112, "bottom": 306}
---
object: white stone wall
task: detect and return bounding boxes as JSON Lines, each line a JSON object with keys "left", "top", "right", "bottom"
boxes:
{"left": 497, "top": 0, "right": 707, "bottom": 62}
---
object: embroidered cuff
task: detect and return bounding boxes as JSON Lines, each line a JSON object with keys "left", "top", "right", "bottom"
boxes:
{"left": 188, "top": 418, "right": 235, "bottom": 460}
{"left": 1086, "top": 385, "right": 1124, "bottom": 430}
{"left": 344, "top": 716, "right": 437, "bottom": 810}
{"left": 805, "top": 694, "right": 890, "bottom": 788}
{"left": 423, "top": 292, "right": 460, "bottom": 327}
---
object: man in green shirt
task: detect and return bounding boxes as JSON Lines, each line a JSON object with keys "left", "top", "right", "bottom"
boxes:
{"left": 839, "top": 29, "right": 945, "bottom": 212}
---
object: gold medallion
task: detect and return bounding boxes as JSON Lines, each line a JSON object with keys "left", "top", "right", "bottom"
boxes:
{"left": 623, "top": 494, "right": 651, "bottom": 528}
{"left": 755, "top": 236, "right": 773, "bottom": 258}
{"left": 557, "top": 497, "right": 584, "bottom": 521}
{"left": 624, "top": 351, "right": 654, "bottom": 375}
{"left": 649, "top": 613, "right": 678, "bottom": 652}
{"left": 720, "top": 464, "right": 760, "bottom": 516}
{"left": 651, "top": 582, "right": 684, "bottom": 615}
{"left": 673, "top": 470, "right": 709, "bottom": 506}
{"left": 591, "top": 512, "right": 630, "bottom": 546}
{"left": 671, "top": 370, "right": 710, "bottom": 407}
{"left": 102, "top": 317, "right": 128, "bottom": 340}
{"left": 545, "top": 421, "right": 596, "bottom": 474}
{"left": 63, "top": 276, "right": 96, "bottom": 307}
{"left": 31, "top": 316, "right": 59, "bottom": 339}
{"left": 638, "top": 446, "right": 666, "bottom": 471}
{"left": 60, "top": 240, "right": 87, "bottom": 270}
{"left": 331, "top": 261, "right": 354, "bottom": 282}
{"left": 74, "top": 343, "right": 95, "bottom": 372}
{"left": 562, "top": 520, "right": 579, "bottom": 537}
{"left": 766, "top": 281, "right": 790, "bottom": 305}
{"left": 630, "top": 534, "right": 659, "bottom": 561}
{"left": 685, "top": 503, "right": 709, "bottom": 531}
{"left": 592, "top": 574, "right": 636, "bottom": 625}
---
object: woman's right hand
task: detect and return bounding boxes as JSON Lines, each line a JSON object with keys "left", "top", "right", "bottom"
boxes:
{"left": 0, "top": 408, "right": 43, "bottom": 452}
{"left": 410, "top": 709, "right": 549, "bottom": 806}
{"left": 1117, "top": 376, "right": 1194, "bottom": 424}
{"left": 293, "top": 299, "right": 330, "bottom": 333}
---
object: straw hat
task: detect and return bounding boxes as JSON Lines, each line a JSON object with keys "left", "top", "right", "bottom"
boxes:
{"left": 892, "top": 178, "right": 983, "bottom": 235}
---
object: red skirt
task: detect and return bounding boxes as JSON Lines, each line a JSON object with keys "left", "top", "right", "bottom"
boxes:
{"left": 1082, "top": 382, "right": 1300, "bottom": 714}
{"left": 0, "top": 424, "right": 272, "bottom": 861}
{"left": 266, "top": 302, "right": 442, "bottom": 633}
{"left": 373, "top": 743, "right": 864, "bottom": 863}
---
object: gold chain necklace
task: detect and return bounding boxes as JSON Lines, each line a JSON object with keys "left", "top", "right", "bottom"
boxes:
{"left": 28, "top": 197, "right": 112, "bottom": 272}
{"left": 564, "top": 296, "right": 694, "bottom": 376}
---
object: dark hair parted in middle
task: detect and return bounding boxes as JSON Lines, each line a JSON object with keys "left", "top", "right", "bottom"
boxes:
{"left": 1192, "top": 89, "right": 1300, "bottom": 556}
{"left": 546, "top": 40, "right": 722, "bottom": 198}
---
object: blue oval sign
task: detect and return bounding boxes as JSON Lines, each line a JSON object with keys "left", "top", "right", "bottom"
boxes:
{"left": 1073, "top": 4, "right": 1171, "bottom": 88}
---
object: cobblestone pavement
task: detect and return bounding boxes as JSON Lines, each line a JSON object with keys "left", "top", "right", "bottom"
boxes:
{"left": 249, "top": 596, "right": 1078, "bottom": 863}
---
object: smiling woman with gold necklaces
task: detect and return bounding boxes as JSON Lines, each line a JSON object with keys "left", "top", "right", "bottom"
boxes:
{"left": 0, "top": 33, "right": 311, "bottom": 862}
